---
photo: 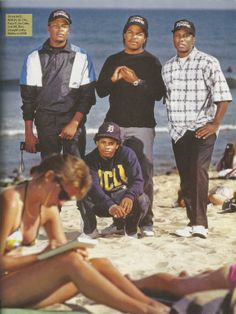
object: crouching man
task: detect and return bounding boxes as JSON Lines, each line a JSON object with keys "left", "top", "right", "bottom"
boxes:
{"left": 79, "top": 122, "right": 149, "bottom": 238}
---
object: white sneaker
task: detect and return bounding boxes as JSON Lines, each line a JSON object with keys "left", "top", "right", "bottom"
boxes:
{"left": 174, "top": 226, "right": 193, "bottom": 237}
{"left": 140, "top": 226, "right": 154, "bottom": 237}
{"left": 192, "top": 225, "right": 208, "bottom": 239}
{"left": 100, "top": 224, "right": 125, "bottom": 236}
{"left": 80, "top": 228, "right": 100, "bottom": 239}
{"left": 126, "top": 233, "right": 138, "bottom": 239}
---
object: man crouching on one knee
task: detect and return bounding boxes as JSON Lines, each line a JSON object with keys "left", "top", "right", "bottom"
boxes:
{"left": 78, "top": 122, "right": 149, "bottom": 239}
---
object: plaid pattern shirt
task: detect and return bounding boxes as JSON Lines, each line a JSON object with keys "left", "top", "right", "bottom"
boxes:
{"left": 162, "top": 47, "right": 232, "bottom": 142}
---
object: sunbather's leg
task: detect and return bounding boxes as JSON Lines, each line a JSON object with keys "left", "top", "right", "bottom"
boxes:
{"left": 34, "top": 257, "right": 160, "bottom": 308}
{"left": 1, "top": 252, "right": 169, "bottom": 314}
{"left": 33, "top": 282, "right": 78, "bottom": 308}
{"left": 131, "top": 265, "right": 231, "bottom": 297}
{"left": 131, "top": 273, "right": 177, "bottom": 294}
{"left": 171, "top": 265, "right": 230, "bottom": 296}
{"left": 90, "top": 257, "right": 158, "bottom": 305}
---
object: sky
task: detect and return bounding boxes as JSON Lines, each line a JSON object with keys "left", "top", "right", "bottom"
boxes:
{"left": 2, "top": 0, "right": 236, "bottom": 10}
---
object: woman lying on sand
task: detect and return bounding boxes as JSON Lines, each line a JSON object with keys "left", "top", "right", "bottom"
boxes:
{"left": 0, "top": 154, "right": 169, "bottom": 314}
{"left": 130, "top": 264, "right": 236, "bottom": 297}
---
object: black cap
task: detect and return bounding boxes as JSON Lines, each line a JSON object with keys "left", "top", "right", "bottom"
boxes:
{"left": 48, "top": 9, "right": 72, "bottom": 25}
{"left": 94, "top": 122, "right": 121, "bottom": 143}
{"left": 123, "top": 15, "right": 148, "bottom": 37}
{"left": 172, "top": 19, "right": 195, "bottom": 36}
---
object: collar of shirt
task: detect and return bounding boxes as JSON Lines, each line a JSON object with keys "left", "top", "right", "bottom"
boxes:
{"left": 42, "top": 39, "right": 72, "bottom": 53}
{"left": 163, "top": 46, "right": 232, "bottom": 142}
{"left": 164, "top": 47, "right": 211, "bottom": 142}
{"left": 174, "top": 47, "right": 198, "bottom": 66}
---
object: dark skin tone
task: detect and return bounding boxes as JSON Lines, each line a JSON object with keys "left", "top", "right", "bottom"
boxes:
{"left": 173, "top": 29, "right": 229, "bottom": 139}
{"left": 195, "top": 102, "right": 228, "bottom": 139}
{"left": 24, "top": 18, "right": 84, "bottom": 153}
{"left": 111, "top": 25, "right": 146, "bottom": 85}
{"left": 96, "top": 138, "right": 133, "bottom": 218}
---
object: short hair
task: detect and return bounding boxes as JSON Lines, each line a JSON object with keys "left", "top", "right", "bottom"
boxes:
{"left": 30, "top": 154, "right": 91, "bottom": 200}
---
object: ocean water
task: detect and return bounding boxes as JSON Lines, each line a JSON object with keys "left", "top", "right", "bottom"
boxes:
{"left": 0, "top": 8, "right": 236, "bottom": 178}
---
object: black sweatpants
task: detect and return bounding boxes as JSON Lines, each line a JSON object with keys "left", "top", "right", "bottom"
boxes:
{"left": 79, "top": 188, "right": 149, "bottom": 235}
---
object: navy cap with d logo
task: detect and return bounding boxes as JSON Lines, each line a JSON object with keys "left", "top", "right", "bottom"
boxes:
{"left": 94, "top": 122, "right": 121, "bottom": 143}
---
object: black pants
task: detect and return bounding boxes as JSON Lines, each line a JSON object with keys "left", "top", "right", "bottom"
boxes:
{"left": 172, "top": 131, "right": 216, "bottom": 228}
{"left": 79, "top": 188, "right": 150, "bottom": 235}
{"left": 35, "top": 111, "right": 86, "bottom": 159}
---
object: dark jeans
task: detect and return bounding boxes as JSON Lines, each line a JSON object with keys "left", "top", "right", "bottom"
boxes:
{"left": 35, "top": 111, "right": 86, "bottom": 159}
{"left": 79, "top": 188, "right": 150, "bottom": 235}
{"left": 172, "top": 131, "right": 216, "bottom": 228}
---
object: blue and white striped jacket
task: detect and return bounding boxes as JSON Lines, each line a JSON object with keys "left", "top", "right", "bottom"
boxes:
{"left": 20, "top": 39, "right": 96, "bottom": 121}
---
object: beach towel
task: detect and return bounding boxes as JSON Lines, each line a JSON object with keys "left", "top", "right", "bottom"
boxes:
{"left": 170, "top": 288, "right": 236, "bottom": 314}
{"left": 145, "top": 290, "right": 180, "bottom": 306}
{"left": 1, "top": 310, "right": 88, "bottom": 314}
{"left": 1, "top": 304, "right": 92, "bottom": 314}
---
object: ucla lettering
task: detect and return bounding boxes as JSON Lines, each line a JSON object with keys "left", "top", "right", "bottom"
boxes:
{"left": 97, "top": 164, "right": 128, "bottom": 191}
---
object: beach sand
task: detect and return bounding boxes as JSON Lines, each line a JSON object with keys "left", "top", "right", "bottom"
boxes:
{"left": 43, "top": 171, "right": 236, "bottom": 313}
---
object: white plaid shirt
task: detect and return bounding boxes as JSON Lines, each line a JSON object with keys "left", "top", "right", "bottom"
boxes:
{"left": 162, "top": 47, "right": 232, "bottom": 142}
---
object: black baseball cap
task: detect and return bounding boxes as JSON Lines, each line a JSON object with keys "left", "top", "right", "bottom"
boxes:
{"left": 123, "top": 15, "right": 148, "bottom": 37}
{"left": 172, "top": 19, "right": 195, "bottom": 36}
{"left": 48, "top": 9, "right": 72, "bottom": 25}
{"left": 94, "top": 122, "right": 121, "bottom": 143}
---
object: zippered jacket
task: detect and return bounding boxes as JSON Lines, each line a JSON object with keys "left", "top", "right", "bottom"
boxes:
{"left": 20, "top": 39, "right": 96, "bottom": 121}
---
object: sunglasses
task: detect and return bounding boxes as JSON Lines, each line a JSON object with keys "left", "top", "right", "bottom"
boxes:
{"left": 55, "top": 177, "right": 71, "bottom": 201}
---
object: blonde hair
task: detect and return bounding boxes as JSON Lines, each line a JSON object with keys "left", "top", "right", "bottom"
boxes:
{"left": 30, "top": 154, "right": 91, "bottom": 200}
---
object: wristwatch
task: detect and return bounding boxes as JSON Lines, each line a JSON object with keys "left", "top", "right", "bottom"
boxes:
{"left": 133, "top": 79, "right": 145, "bottom": 86}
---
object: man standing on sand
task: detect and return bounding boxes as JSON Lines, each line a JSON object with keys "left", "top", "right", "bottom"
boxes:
{"left": 96, "top": 15, "right": 165, "bottom": 237}
{"left": 20, "top": 9, "right": 96, "bottom": 159}
{"left": 162, "top": 19, "right": 232, "bottom": 238}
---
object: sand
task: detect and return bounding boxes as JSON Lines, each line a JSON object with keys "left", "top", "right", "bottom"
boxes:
{"left": 42, "top": 170, "right": 235, "bottom": 313}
